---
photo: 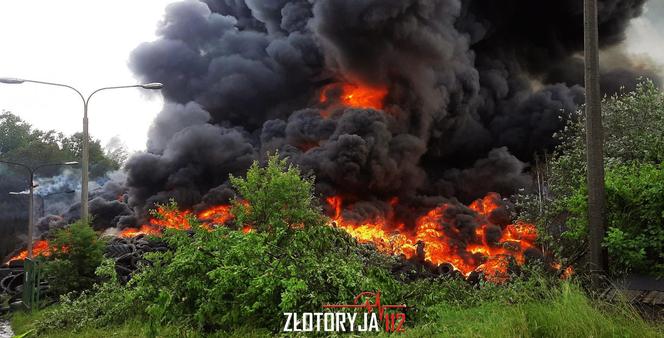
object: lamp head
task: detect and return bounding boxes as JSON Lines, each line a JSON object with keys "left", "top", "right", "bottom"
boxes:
{"left": 141, "top": 82, "right": 164, "bottom": 90}
{"left": 0, "top": 78, "right": 25, "bottom": 84}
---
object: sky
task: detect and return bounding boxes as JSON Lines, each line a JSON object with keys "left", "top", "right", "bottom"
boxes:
{"left": 626, "top": 1, "right": 664, "bottom": 63}
{"left": 0, "top": 0, "right": 175, "bottom": 152}
{"left": 0, "top": 0, "right": 662, "bottom": 153}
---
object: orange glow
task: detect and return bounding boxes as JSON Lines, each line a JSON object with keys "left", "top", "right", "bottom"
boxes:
{"left": 319, "top": 82, "right": 388, "bottom": 114}
{"left": 6, "top": 239, "right": 66, "bottom": 264}
{"left": 6, "top": 194, "right": 569, "bottom": 283}
{"left": 340, "top": 83, "right": 387, "bottom": 110}
{"left": 552, "top": 263, "right": 575, "bottom": 280}
{"left": 197, "top": 205, "right": 234, "bottom": 226}
{"left": 119, "top": 224, "right": 162, "bottom": 238}
{"left": 326, "top": 193, "right": 548, "bottom": 283}
{"left": 118, "top": 202, "right": 247, "bottom": 239}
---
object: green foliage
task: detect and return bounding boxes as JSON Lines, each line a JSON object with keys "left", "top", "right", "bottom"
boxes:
{"left": 129, "top": 224, "right": 398, "bottom": 333}
{"left": 399, "top": 283, "right": 661, "bottom": 338}
{"left": 32, "top": 157, "right": 399, "bottom": 334}
{"left": 549, "top": 80, "right": 664, "bottom": 191}
{"left": 0, "top": 111, "right": 121, "bottom": 175}
{"left": 513, "top": 80, "right": 664, "bottom": 277}
{"left": 22, "top": 276, "right": 663, "bottom": 337}
{"left": 563, "top": 163, "right": 664, "bottom": 277}
{"left": 32, "top": 259, "right": 135, "bottom": 333}
{"left": 41, "top": 221, "right": 106, "bottom": 296}
{"left": 229, "top": 154, "right": 325, "bottom": 234}
{"left": 0, "top": 111, "right": 32, "bottom": 155}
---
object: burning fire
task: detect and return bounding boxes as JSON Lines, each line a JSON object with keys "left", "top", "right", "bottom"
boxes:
{"left": 327, "top": 193, "right": 542, "bottom": 283}
{"left": 5, "top": 239, "right": 63, "bottom": 265}
{"left": 118, "top": 203, "right": 237, "bottom": 238}
{"left": 5, "top": 204, "right": 236, "bottom": 264}
{"left": 6, "top": 193, "right": 568, "bottom": 283}
{"left": 339, "top": 83, "right": 387, "bottom": 110}
{"left": 319, "top": 82, "right": 388, "bottom": 114}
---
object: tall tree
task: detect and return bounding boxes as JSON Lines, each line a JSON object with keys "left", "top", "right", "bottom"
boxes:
{"left": 584, "top": 0, "right": 607, "bottom": 287}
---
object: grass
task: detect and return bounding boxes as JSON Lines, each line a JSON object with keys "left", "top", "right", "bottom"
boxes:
{"left": 10, "top": 309, "right": 272, "bottom": 338}
{"left": 9, "top": 283, "right": 661, "bottom": 338}
{"left": 389, "top": 283, "right": 662, "bottom": 338}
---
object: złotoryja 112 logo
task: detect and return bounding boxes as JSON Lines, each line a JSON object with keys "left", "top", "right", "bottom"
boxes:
{"left": 283, "top": 291, "right": 407, "bottom": 333}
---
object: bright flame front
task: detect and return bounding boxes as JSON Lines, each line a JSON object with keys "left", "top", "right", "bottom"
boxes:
{"left": 327, "top": 193, "right": 541, "bottom": 283}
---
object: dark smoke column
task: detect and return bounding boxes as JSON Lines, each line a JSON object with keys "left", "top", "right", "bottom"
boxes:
{"left": 584, "top": 0, "right": 607, "bottom": 288}
{"left": 120, "top": 0, "right": 652, "bottom": 227}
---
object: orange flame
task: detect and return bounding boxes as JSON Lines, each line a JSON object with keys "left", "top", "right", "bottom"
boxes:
{"left": 118, "top": 224, "right": 162, "bottom": 238}
{"left": 339, "top": 83, "right": 387, "bottom": 110}
{"left": 118, "top": 202, "right": 247, "bottom": 238}
{"left": 6, "top": 194, "right": 569, "bottom": 283}
{"left": 327, "top": 193, "right": 547, "bottom": 283}
{"left": 5, "top": 239, "right": 67, "bottom": 264}
{"left": 319, "top": 82, "right": 388, "bottom": 115}
{"left": 198, "top": 205, "right": 234, "bottom": 226}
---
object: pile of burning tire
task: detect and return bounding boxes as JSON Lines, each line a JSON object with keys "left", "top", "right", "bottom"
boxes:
{"left": 104, "top": 234, "right": 168, "bottom": 283}
{"left": 0, "top": 234, "right": 168, "bottom": 311}
{"left": 0, "top": 267, "right": 26, "bottom": 311}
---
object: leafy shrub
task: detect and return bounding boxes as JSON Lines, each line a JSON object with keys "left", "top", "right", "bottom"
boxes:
{"left": 513, "top": 80, "right": 664, "bottom": 276}
{"left": 549, "top": 80, "right": 664, "bottom": 192}
{"left": 563, "top": 163, "right": 664, "bottom": 277}
{"left": 129, "top": 155, "right": 401, "bottom": 332}
{"left": 33, "top": 155, "right": 400, "bottom": 333}
{"left": 230, "top": 154, "right": 325, "bottom": 233}
{"left": 33, "top": 259, "right": 135, "bottom": 333}
{"left": 41, "top": 221, "right": 106, "bottom": 296}
{"left": 133, "top": 224, "right": 399, "bottom": 332}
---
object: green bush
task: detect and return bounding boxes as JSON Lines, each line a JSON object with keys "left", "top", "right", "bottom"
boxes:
{"left": 135, "top": 224, "right": 399, "bottom": 332}
{"left": 33, "top": 259, "right": 135, "bottom": 333}
{"left": 32, "top": 155, "right": 401, "bottom": 334}
{"left": 513, "top": 80, "right": 664, "bottom": 276}
{"left": 563, "top": 163, "right": 664, "bottom": 277}
{"left": 41, "top": 221, "right": 106, "bottom": 296}
{"left": 230, "top": 154, "right": 325, "bottom": 234}
{"left": 549, "top": 80, "right": 664, "bottom": 194}
{"left": 130, "top": 155, "right": 401, "bottom": 332}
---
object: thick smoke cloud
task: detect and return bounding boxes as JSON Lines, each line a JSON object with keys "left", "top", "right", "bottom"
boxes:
{"left": 114, "top": 0, "right": 654, "bottom": 225}
{"left": 124, "top": 101, "right": 255, "bottom": 218}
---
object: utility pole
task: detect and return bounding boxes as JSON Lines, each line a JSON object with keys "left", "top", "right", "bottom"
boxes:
{"left": 3, "top": 160, "right": 78, "bottom": 258}
{"left": 584, "top": 0, "right": 607, "bottom": 288}
{"left": 2, "top": 160, "right": 77, "bottom": 310}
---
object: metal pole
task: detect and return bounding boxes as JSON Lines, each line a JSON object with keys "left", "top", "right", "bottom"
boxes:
{"left": 584, "top": 0, "right": 606, "bottom": 288}
{"left": 27, "top": 170, "right": 35, "bottom": 259}
{"left": 40, "top": 195, "right": 45, "bottom": 218}
{"left": 81, "top": 101, "right": 90, "bottom": 223}
{"left": 80, "top": 84, "right": 161, "bottom": 222}
{"left": 1, "top": 160, "right": 78, "bottom": 259}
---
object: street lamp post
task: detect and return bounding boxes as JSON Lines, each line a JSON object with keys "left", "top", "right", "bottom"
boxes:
{"left": 1, "top": 160, "right": 78, "bottom": 258}
{"left": 0, "top": 78, "right": 163, "bottom": 222}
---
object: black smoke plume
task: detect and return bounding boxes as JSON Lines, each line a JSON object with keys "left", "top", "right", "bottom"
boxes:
{"left": 115, "top": 0, "right": 655, "bottom": 225}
